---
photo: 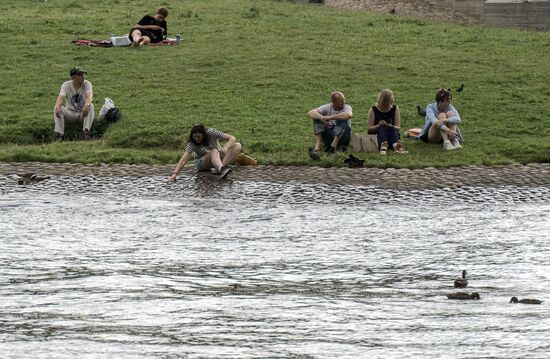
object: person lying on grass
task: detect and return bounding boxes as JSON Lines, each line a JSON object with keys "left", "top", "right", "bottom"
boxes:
{"left": 128, "top": 7, "right": 168, "bottom": 47}
{"left": 168, "top": 124, "right": 242, "bottom": 182}
{"left": 417, "top": 88, "right": 463, "bottom": 150}
{"left": 306, "top": 91, "right": 353, "bottom": 160}
{"left": 367, "top": 89, "right": 407, "bottom": 155}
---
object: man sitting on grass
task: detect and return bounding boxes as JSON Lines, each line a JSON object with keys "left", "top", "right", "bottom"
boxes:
{"left": 306, "top": 91, "right": 353, "bottom": 160}
{"left": 53, "top": 66, "right": 94, "bottom": 141}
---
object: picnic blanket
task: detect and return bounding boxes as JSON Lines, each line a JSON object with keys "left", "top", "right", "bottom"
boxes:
{"left": 72, "top": 38, "right": 177, "bottom": 47}
{"left": 72, "top": 39, "right": 113, "bottom": 47}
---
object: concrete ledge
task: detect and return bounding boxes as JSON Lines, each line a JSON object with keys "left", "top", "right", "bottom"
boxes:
{"left": 1, "top": 162, "right": 550, "bottom": 190}
{"left": 484, "top": 0, "right": 550, "bottom": 30}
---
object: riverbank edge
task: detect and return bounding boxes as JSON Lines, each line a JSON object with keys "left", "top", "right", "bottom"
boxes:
{"left": 1, "top": 162, "right": 550, "bottom": 190}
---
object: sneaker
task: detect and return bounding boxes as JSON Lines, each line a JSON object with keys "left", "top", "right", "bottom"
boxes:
{"left": 451, "top": 140, "right": 462, "bottom": 149}
{"left": 308, "top": 147, "right": 320, "bottom": 161}
{"left": 325, "top": 146, "right": 336, "bottom": 155}
{"left": 83, "top": 129, "right": 91, "bottom": 141}
{"left": 344, "top": 154, "right": 364, "bottom": 167}
{"left": 219, "top": 166, "right": 232, "bottom": 179}
{"left": 54, "top": 132, "right": 64, "bottom": 142}
{"left": 443, "top": 140, "right": 456, "bottom": 150}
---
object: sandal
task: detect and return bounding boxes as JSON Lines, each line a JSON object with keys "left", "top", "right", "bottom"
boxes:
{"left": 394, "top": 141, "right": 408, "bottom": 154}
{"left": 379, "top": 141, "right": 388, "bottom": 155}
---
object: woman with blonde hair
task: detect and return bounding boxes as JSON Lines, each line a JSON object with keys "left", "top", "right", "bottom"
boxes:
{"left": 367, "top": 89, "right": 407, "bottom": 155}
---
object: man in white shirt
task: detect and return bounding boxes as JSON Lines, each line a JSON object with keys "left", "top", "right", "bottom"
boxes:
{"left": 53, "top": 67, "right": 94, "bottom": 141}
{"left": 307, "top": 91, "right": 353, "bottom": 160}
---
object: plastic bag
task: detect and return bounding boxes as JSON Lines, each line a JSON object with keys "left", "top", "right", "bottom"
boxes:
{"left": 98, "top": 98, "right": 115, "bottom": 120}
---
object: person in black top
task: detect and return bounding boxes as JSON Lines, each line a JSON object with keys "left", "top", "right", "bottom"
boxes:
{"left": 367, "top": 89, "right": 407, "bottom": 155}
{"left": 128, "top": 7, "right": 168, "bottom": 47}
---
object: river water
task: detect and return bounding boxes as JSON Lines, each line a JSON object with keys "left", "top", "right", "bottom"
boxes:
{"left": 1, "top": 173, "right": 549, "bottom": 358}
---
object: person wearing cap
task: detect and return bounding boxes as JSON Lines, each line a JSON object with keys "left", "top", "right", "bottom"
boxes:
{"left": 53, "top": 67, "right": 94, "bottom": 141}
{"left": 128, "top": 7, "right": 168, "bottom": 47}
{"left": 306, "top": 91, "right": 353, "bottom": 160}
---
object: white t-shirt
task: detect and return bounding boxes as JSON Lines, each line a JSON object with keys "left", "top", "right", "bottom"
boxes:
{"left": 316, "top": 103, "right": 352, "bottom": 127}
{"left": 59, "top": 80, "right": 93, "bottom": 112}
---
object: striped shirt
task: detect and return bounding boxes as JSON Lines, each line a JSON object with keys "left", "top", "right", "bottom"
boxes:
{"left": 185, "top": 128, "right": 226, "bottom": 158}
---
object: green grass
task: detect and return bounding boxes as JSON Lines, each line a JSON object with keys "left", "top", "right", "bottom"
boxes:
{"left": 0, "top": 0, "right": 549, "bottom": 168}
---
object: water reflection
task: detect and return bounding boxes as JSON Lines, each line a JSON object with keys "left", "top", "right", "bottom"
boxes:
{"left": 1, "top": 174, "right": 549, "bottom": 358}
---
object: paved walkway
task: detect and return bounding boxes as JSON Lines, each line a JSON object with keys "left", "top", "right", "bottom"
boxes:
{"left": 1, "top": 162, "right": 549, "bottom": 190}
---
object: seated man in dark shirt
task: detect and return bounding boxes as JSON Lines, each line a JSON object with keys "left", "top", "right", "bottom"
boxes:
{"left": 128, "top": 7, "right": 168, "bottom": 47}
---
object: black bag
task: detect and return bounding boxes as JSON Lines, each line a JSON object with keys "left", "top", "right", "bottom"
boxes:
{"left": 105, "top": 107, "right": 122, "bottom": 123}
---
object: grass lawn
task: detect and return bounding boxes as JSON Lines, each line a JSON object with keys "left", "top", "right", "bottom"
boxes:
{"left": 0, "top": 0, "right": 548, "bottom": 168}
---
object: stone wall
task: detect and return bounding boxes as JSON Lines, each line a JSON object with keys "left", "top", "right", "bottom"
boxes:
{"left": 319, "top": 0, "right": 549, "bottom": 30}
{"left": 294, "top": 0, "right": 324, "bottom": 3}
{"left": 323, "top": 0, "right": 486, "bottom": 23}
{"left": 455, "top": 0, "right": 486, "bottom": 22}
{"left": 485, "top": 0, "right": 550, "bottom": 31}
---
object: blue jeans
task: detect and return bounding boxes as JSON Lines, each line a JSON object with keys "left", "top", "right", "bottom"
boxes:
{"left": 321, "top": 122, "right": 351, "bottom": 149}
{"left": 194, "top": 156, "right": 210, "bottom": 172}
{"left": 377, "top": 126, "right": 400, "bottom": 149}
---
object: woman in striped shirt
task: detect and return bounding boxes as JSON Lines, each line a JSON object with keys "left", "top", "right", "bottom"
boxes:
{"left": 168, "top": 124, "right": 242, "bottom": 182}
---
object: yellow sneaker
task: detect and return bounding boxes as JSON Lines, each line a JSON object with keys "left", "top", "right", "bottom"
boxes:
{"left": 235, "top": 153, "right": 257, "bottom": 165}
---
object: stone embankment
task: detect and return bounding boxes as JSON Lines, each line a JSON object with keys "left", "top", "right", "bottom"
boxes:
{"left": 325, "top": 0, "right": 483, "bottom": 23}
{"left": 322, "top": 0, "right": 549, "bottom": 31}
{"left": 1, "top": 162, "right": 549, "bottom": 190}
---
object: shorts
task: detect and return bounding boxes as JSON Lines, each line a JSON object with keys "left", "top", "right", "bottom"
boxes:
{"left": 419, "top": 127, "right": 443, "bottom": 144}
{"left": 419, "top": 131, "right": 429, "bottom": 143}
{"left": 128, "top": 29, "right": 162, "bottom": 43}
{"left": 194, "top": 156, "right": 210, "bottom": 172}
{"left": 312, "top": 120, "right": 346, "bottom": 136}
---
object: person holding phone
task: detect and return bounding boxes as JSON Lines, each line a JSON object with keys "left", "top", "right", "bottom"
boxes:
{"left": 367, "top": 89, "right": 407, "bottom": 155}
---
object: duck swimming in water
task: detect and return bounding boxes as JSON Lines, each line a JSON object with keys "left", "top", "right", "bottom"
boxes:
{"left": 446, "top": 292, "right": 480, "bottom": 300}
{"left": 14, "top": 173, "right": 50, "bottom": 185}
{"left": 454, "top": 270, "right": 468, "bottom": 288}
{"left": 510, "top": 297, "right": 543, "bottom": 305}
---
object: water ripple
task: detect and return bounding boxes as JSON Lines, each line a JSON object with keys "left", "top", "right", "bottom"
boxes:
{"left": 1, "top": 174, "right": 549, "bottom": 358}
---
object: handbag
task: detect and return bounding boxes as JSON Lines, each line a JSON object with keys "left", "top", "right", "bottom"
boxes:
{"left": 351, "top": 133, "right": 378, "bottom": 153}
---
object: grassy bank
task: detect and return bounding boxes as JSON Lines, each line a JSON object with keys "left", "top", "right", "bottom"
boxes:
{"left": 0, "top": 0, "right": 548, "bottom": 168}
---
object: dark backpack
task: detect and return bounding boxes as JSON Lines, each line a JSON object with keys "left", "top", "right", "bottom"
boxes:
{"left": 105, "top": 107, "right": 122, "bottom": 123}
